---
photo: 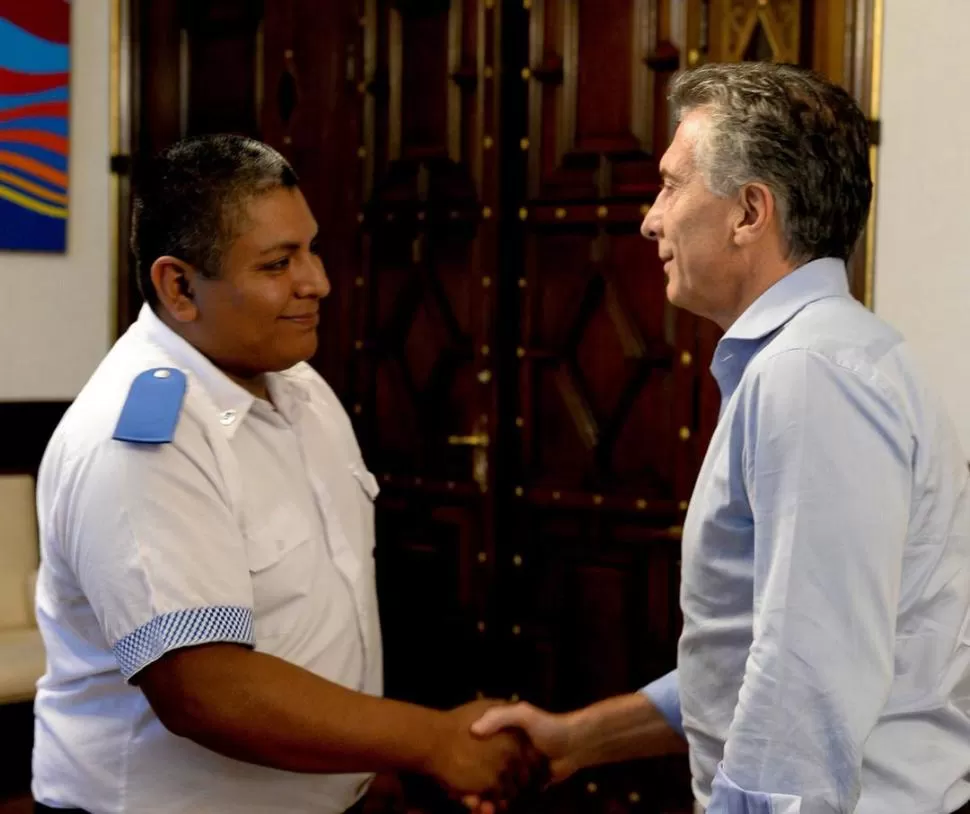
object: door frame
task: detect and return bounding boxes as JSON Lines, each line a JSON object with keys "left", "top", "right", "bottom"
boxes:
{"left": 110, "top": 0, "right": 134, "bottom": 338}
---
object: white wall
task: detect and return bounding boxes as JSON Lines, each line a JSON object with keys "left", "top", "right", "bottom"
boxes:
{"left": 874, "top": 1, "right": 970, "bottom": 452}
{"left": 0, "top": 0, "right": 112, "bottom": 401}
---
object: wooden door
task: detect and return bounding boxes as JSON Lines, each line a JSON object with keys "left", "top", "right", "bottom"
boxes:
{"left": 496, "top": 2, "right": 699, "bottom": 810}
{"left": 120, "top": 1, "right": 878, "bottom": 810}
{"left": 342, "top": 0, "right": 505, "bottom": 711}
{"left": 117, "top": 0, "right": 266, "bottom": 333}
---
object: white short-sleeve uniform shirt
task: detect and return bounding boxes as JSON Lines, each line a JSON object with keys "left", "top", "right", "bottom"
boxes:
{"left": 32, "top": 305, "right": 383, "bottom": 814}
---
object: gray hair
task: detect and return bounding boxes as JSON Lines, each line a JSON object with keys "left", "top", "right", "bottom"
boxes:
{"left": 669, "top": 62, "right": 872, "bottom": 263}
{"left": 131, "top": 134, "right": 300, "bottom": 309}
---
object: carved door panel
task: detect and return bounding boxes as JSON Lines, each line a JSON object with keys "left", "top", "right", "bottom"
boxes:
{"left": 123, "top": 0, "right": 496, "bottom": 712}
{"left": 712, "top": 0, "right": 802, "bottom": 62}
{"left": 498, "top": 2, "right": 698, "bottom": 810}
{"left": 347, "top": 0, "right": 504, "bottom": 711}
{"left": 261, "top": 0, "right": 365, "bottom": 394}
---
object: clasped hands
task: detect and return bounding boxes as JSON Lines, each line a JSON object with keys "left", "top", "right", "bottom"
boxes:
{"left": 425, "top": 698, "right": 575, "bottom": 813}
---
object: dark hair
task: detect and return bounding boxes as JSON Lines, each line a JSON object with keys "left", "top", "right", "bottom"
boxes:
{"left": 669, "top": 62, "right": 872, "bottom": 263}
{"left": 130, "top": 134, "right": 299, "bottom": 308}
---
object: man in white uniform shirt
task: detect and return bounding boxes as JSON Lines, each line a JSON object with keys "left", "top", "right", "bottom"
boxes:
{"left": 32, "top": 135, "right": 540, "bottom": 814}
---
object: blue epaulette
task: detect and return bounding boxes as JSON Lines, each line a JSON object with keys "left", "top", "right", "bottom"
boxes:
{"left": 113, "top": 368, "right": 188, "bottom": 444}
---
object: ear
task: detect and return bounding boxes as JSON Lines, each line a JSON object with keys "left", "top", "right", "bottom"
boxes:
{"left": 732, "top": 182, "right": 776, "bottom": 248}
{"left": 150, "top": 256, "right": 201, "bottom": 323}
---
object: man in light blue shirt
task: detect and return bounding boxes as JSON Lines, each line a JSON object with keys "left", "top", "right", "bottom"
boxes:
{"left": 468, "top": 63, "right": 970, "bottom": 813}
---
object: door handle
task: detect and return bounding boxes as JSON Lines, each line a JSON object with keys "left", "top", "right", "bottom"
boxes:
{"left": 447, "top": 433, "right": 489, "bottom": 448}
{"left": 448, "top": 431, "right": 490, "bottom": 492}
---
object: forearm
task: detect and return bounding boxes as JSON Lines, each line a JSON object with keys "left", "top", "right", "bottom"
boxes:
{"left": 565, "top": 692, "right": 686, "bottom": 771}
{"left": 145, "top": 644, "right": 445, "bottom": 775}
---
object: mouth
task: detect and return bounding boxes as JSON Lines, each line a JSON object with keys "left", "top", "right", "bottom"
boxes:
{"left": 281, "top": 312, "right": 320, "bottom": 328}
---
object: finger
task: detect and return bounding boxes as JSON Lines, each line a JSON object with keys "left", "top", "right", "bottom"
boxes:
{"left": 499, "top": 742, "right": 532, "bottom": 804}
{"left": 548, "top": 758, "right": 572, "bottom": 785}
{"left": 470, "top": 702, "right": 532, "bottom": 737}
{"left": 462, "top": 792, "right": 498, "bottom": 814}
{"left": 497, "top": 766, "right": 519, "bottom": 810}
{"left": 505, "top": 729, "right": 543, "bottom": 793}
{"left": 510, "top": 740, "right": 533, "bottom": 793}
{"left": 525, "top": 742, "right": 552, "bottom": 789}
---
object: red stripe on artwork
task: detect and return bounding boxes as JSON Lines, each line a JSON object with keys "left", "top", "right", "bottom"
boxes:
{"left": 0, "top": 149, "right": 67, "bottom": 188}
{"left": 0, "top": 101, "right": 67, "bottom": 125}
{"left": 0, "top": 68, "right": 69, "bottom": 95}
{"left": 0, "top": 129, "right": 68, "bottom": 156}
{"left": 0, "top": 0, "right": 71, "bottom": 45}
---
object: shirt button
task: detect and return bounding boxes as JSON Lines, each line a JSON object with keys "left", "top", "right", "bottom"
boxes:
{"left": 219, "top": 409, "right": 237, "bottom": 426}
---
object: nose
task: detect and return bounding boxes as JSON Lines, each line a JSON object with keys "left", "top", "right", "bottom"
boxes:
{"left": 640, "top": 203, "right": 662, "bottom": 241}
{"left": 296, "top": 255, "right": 331, "bottom": 299}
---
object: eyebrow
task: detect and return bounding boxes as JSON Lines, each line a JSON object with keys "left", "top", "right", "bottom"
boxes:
{"left": 258, "top": 241, "right": 301, "bottom": 255}
{"left": 257, "top": 230, "right": 319, "bottom": 256}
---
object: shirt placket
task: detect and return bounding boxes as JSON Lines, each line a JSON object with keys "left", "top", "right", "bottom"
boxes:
{"left": 290, "top": 405, "right": 372, "bottom": 692}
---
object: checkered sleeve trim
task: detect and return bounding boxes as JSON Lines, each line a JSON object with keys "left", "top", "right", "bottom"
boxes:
{"left": 112, "top": 606, "right": 255, "bottom": 681}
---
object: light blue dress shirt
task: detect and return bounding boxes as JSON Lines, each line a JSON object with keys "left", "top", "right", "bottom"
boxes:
{"left": 644, "top": 258, "right": 970, "bottom": 813}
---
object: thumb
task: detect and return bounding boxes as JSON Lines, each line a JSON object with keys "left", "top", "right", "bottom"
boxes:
{"left": 470, "top": 702, "right": 533, "bottom": 737}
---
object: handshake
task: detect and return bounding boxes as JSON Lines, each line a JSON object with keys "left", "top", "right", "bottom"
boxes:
{"left": 418, "top": 698, "right": 578, "bottom": 813}
{"left": 364, "top": 688, "right": 673, "bottom": 812}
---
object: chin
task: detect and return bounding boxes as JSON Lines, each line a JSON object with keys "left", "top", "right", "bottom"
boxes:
{"left": 665, "top": 278, "right": 682, "bottom": 306}
{"left": 665, "top": 280, "right": 698, "bottom": 315}
{"left": 292, "top": 345, "right": 318, "bottom": 367}
{"left": 274, "top": 341, "right": 318, "bottom": 370}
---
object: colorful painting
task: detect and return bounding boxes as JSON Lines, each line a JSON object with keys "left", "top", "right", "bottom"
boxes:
{"left": 0, "top": 0, "right": 70, "bottom": 252}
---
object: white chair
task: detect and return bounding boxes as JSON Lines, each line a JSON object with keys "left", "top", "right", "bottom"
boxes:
{"left": 0, "top": 475, "right": 46, "bottom": 705}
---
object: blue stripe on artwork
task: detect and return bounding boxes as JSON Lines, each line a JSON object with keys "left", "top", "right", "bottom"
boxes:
{"left": 0, "top": 19, "right": 70, "bottom": 75}
{"left": 0, "top": 141, "right": 68, "bottom": 174}
{"left": 0, "top": 87, "right": 69, "bottom": 114}
{"left": 0, "top": 116, "right": 68, "bottom": 137}
{"left": 0, "top": 163, "right": 66, "bottom": 196}
{"left": 0, "top": 197, "right": 67, "bottom": 252}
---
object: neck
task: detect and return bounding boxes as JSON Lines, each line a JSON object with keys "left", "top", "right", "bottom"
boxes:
{"left": 154, "top": 307, "right": 271, "bottom": 401}
{"left": 714, "top": 255, "right": 797, "bottom": 331}
{"left": 224, "top": 370, "right": 270, "bottom": 401}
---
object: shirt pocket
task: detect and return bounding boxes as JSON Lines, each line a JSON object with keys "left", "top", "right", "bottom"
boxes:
{"left": 244, "top": 505, "right": 316, "bottom": 643}
{"left": 351, "top": 465, "right": 379, "bottom": 501}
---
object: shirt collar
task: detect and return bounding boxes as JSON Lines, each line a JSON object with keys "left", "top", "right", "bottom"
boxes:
{"left": 134, "top": 304, "right": 260, "bottom": 436}
{"left": 710, "top": 257, "right": 849, "bottom": 407}
{"left": 722, "top": 257, "right": 850, "bottom": 342}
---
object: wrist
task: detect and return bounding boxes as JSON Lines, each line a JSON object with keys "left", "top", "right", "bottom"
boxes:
{"left": 560, "top": 706, "right": 594, "bottom": 774}
{"left": 414, "top": 708, "right": 451, "bottom": 779}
